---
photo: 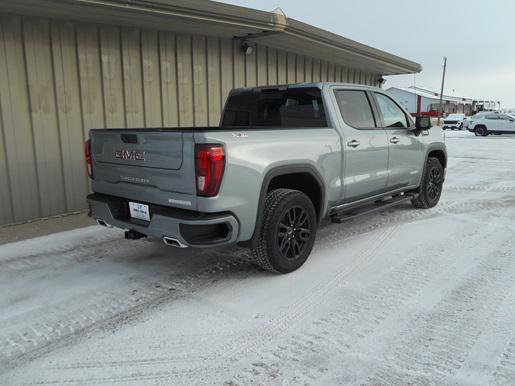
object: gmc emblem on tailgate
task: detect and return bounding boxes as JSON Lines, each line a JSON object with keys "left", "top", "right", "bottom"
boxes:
{"left": 114, "top": 149, "right": 146, "bottom": 161}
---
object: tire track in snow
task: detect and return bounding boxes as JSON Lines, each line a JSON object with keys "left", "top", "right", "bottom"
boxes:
{"left": 446, "top": 184, "right": 515, "bottom": 193}
{"left": 28, "top": 225, "right": 401, "bottom": 386}
{"left": 2, "top": 179, "right": 514, "bottom": 379}
{"left": 0, "top": 249, "right": 255, "bottom": 374}
{"left": 367, "top": 240, "right": 515, "bottom": 385}
{"left": 0, "top": 206, "right": 404, "bottom": 376}
{"left": 226, "top": 221, "right": 487, "bottom": 385}
{"left": 493, "top": 339, "right": 515, "bottom": 385}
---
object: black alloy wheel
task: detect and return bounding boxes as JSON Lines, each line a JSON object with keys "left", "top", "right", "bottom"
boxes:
{"left": 426, "top": 166, "right": 443, "bottom": 204}
{"left": 477, "top": 126, "right": 489, "bottom": 136}
{"left": 251, "top": 189, "right": 317, "bottom": 274}
{"left": 277, "top": 205, "right": 312, "bottom": 260}
{"left": 411, "top": 157, "right": 444, "bottom": 209}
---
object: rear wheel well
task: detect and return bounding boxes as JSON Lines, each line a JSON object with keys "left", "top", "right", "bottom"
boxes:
{"left": 428, "top": 150, "right": 446, "bottom": 169}
{"left": 268, "top": 172, "right": 323, "bottom": 220}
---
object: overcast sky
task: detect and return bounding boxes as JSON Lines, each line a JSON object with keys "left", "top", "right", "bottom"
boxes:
{"left": 222, "top": 0, "right": 515, "bottom": 107}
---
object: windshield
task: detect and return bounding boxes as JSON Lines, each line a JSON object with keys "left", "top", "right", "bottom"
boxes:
{"left": 446, "top": 114, "right": 464, "bottom": 119}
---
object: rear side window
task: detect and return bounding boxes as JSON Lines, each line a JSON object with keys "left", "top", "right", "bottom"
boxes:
{"left": 375, "top": 93, "right": 409, "bottom": 128}
{"left": 221, "top": 88, "right": 327, "bottom": 127}
{"left": 334, "top": 90, "right": 376, "bottom": 129}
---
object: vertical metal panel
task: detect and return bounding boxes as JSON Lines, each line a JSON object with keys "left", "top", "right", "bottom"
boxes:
{"left": 220, "top": 38, "right": 233, "bottom": 109}
{"left": 327, "top": 62, "right": 335, "bottom": 81}
{"left": 267, "top": 47, "right": 277, "bottom": 85}
{"left": 206, "top": 36, "right": 221, "bottom": 125}
{"left": 296, "top": 55, "right": 304, "bottom": 83}
{"left": 321, "top": 61, "right": 328, "bottom": 81}
{"left": 121, "top": 27, "right": 144, "bottom": 127}
{"left": 233, "top": 40, "right": 245, "bottom": 87}
{"left": 304, "top": 57, "right": 313, "bottom": 82}
{"left": 342, "top": 67, "right": 349, "bottom": 82}
{"left": 245, "top": 42, "right": 257, "bottom": 87}
{"left": 334, "top": 65, "right": 340, "bottom": 82}
{"left": 77, "top": 23, "right": 105, "bottom": 135}
{"left": 51, "top": 20, "right": 88, "bottom": 211}
{"left": 256, "top": 44, "right": 267, "bottom": 86}
{"left": 176, "top": 33, "right": 193, "bottom": 126}
{"left": 286, "top": 52, "right": 296, "bottom": 83}
{"left": 349, "top": 68, "right": 356, "bottom": 83}
{"left": 277, "top": 50, "right": 286, "bottom": 84}
{"left": 312, "top": 59, "right": 321, "bottom": 81}
{"left": 0, "top": 96, "right": 14, "bottom": 224}
{"left": 23, "top": 17, "right": 67, "bottom": 217}
{"left": 0, "top": 15, "right": 39, "bottom": 223}
{"left": 99, "top": 25, "right": 125, "bottom": 128}
{"left": 0, "top": 15, "right": 386, "bottom": 226}
{"left": 192, "top": 35, "right": 208, "bottom": 126}
{"left": 159, "top": 30, "right": 179, "bottom": 127}
{"left": 141, "top": 29, "right": 162, "bottom": 128}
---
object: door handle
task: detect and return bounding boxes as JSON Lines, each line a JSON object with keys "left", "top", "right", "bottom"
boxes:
{"left": 347, "top": 139, "right": 360, "bottom": 148}
{"left": 390, "top": 137, "right": 400, "bottom": 144}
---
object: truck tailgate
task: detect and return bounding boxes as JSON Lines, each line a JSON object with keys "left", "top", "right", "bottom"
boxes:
{"left": 94, "top": 130, "right": 183, "bottom": 170}
{"left": 90, "top": 129, "right": 197, "bottom": 209}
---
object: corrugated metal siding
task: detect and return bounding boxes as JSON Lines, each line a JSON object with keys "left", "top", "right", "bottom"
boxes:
{"left": 0, "top": 14, "right": 380, "bottom": 226}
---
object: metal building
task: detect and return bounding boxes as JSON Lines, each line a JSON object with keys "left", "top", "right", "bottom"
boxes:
{"left": 0, "top": 0, "right": 421, "bottom": 226}
{"left": 387, "top": 86, "right": 500, "bottom": 117}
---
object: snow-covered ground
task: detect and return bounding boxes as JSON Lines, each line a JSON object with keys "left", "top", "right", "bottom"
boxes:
{"left": 1, "top": 131, "right": 515, "bottom": 385}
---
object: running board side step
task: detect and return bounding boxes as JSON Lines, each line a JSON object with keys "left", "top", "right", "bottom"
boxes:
{"left": 331, "top": 194, "right": 416, "bottom": 224}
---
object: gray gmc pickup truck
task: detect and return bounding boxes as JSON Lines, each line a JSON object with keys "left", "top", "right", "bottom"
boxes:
{"left": 87, "top": 83, "right": 446, "bottom": 273}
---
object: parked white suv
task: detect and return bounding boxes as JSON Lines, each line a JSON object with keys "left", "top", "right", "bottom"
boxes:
{"left": 469, "top": 113, "right": 515, "bottom": 136}
{"left": 442, "top": 113, "right": 466, "bottom": 130}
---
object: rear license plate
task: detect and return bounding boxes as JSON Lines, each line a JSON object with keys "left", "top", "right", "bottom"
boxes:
{"left": 129, "top": 202, "right": 150, "bottom": 222}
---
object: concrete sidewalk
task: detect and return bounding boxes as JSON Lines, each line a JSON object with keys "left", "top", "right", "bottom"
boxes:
{"left": 0, "top": 212, "right": 94, "bottom": 245}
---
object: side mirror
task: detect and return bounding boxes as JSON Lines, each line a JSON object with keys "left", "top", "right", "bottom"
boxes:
{"left": 415, "top": 116, "right": 432, "bottom": 130}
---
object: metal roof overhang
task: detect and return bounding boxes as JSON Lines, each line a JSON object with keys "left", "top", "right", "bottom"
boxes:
{"left": 0, "top": 0, "right": 422, "bottom": 75}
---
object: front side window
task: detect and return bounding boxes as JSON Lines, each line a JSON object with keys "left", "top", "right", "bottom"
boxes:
{"left": 221, "top": 88, "right": 327, "bottom": 128}
{"left": 334, "top": 90, "right": 376, "bottom": 129}
{"left": 375, "top": 93, "right": 409, "bottom": 128}
{"left": 486, "top": 115, "right": 499, "bottom": 120}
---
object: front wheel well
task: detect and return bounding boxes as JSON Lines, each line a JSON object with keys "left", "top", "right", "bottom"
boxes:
{"left": 267, "top": 172, "right": 323, "bottom": 220}
{"left": 428, "top": 149, "right": 447, "bottom": 169}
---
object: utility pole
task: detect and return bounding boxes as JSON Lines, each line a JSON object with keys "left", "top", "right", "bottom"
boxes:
{"left": 437, "top": 56, "right": 447, "bottom": 126}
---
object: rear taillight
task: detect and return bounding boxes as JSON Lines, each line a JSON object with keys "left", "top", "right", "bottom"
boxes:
{"left": 195, "top": 144, "right": 225, "bottom": 197}
{"left": 85, "top": 139, "right": 93, "bottom": 178}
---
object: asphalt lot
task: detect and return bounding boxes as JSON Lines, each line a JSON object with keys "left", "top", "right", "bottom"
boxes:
{"left": 1, "top": 130, "right": 515, "bottom": 385}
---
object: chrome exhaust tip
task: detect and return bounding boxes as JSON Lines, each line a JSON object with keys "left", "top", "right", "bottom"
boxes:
{"left": 162, "top": 236, "right": 188, "bottom": 248}
{"left": 96, "top": 219, "right": 112, "bottom": 228}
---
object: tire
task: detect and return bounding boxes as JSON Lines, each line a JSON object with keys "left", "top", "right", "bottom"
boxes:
{"left": 411, "top": 157, "right": 444, "bottom": 209}
{"left": 476, "top": 126, "right": 489, "bottom": 136}
{"left": 251, "top": 189, "right": 317, "bottom": 274}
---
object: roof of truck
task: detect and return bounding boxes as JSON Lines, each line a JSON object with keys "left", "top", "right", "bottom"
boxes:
{"left": 230, "top": 82, "right": 383, "bottom": 93}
